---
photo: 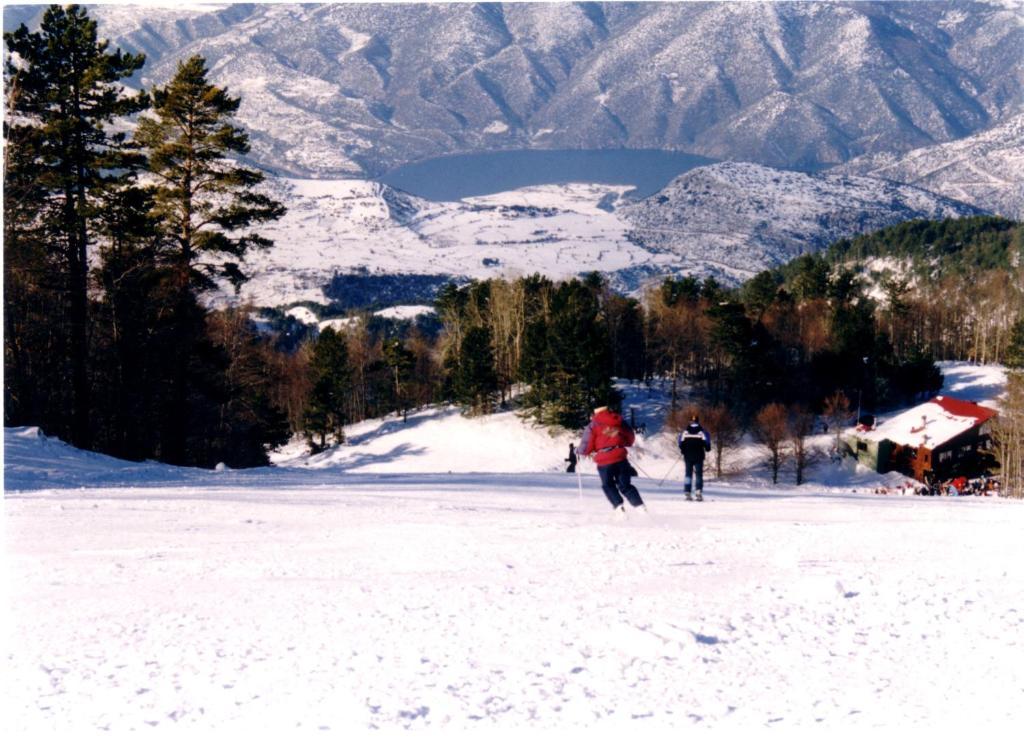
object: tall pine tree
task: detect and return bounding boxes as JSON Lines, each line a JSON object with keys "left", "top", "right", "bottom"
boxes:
{"left": 91, "top": 182, "right": 168, "bottom": 460}
{"left": 134, "top": 54, "right": 285, "bottom": 294}
{"left": 4, "top": 4, "right": 147, "bottom": 448}
{"left": 133, "top": 54, "right": 285, "bottom": 464}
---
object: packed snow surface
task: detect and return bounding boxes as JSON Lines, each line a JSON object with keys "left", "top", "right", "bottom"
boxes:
{"left": 6, "top": 365, "right": 1022, "bottom": 731}
{"left": 7, "top": 460, "right": 1024, "bottom": 731}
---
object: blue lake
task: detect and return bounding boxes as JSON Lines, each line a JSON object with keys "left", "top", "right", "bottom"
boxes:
{"left": 377, "top": 149, "right": 715, "bottom": 201}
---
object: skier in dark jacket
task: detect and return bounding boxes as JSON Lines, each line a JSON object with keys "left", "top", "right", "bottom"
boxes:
{"left": 565, "top": 443, "right": 577, "bottom": 473}
{"left": 677, "top": 414, "right": 712, "bottom": 501}
{"left": 579, "top": 406, "right": 647, "bottom": 517}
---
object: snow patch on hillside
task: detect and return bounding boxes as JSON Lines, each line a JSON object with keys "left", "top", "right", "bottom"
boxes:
{"left": 937, "top": 361, "right": 1008, "bottom": 406}
{"left": 373, "top": 305, "right": 436, "bottom": 320}
{"left": 274, "top": 406, "right": 576, "bottom": 474}
{"left": 284, "top": 306, "right": 319, "bottom": 324}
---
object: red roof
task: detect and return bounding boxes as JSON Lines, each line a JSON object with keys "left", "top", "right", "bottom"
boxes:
{"left": 931, "top": 395, "right": 997, "bottom": 425}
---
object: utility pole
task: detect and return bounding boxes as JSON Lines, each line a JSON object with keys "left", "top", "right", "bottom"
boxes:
{"left": 856, "top": 355, "right": 869, "bottom": 425}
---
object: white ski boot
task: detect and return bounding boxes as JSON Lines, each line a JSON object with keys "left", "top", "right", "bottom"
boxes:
{"left": 695, "top": 491, "right": 704, "bottom": 502}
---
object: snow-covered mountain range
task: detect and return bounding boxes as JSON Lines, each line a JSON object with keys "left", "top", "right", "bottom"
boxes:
{"left": 5, "top": 2, "right": 1021, "bottom": 176}
{"left": 834, "top": 113, "right": 1024, "bottom": 220}
{"left": 228, "top": 163, "right": 981, "bottom": 309}
{"left": 5, "top": 2, "right": 1019, "bottom": 311}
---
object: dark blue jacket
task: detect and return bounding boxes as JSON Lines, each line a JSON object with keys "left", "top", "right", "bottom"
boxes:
{"left": 678, "top": 422, "right": 711, "bottom": 463}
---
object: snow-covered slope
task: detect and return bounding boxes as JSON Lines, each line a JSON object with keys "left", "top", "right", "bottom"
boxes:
{"left": 10, "top": 470, "right": 1024, "bottom": 731}
{"left": 5, "top": 2, "right": 1021, "bottom": 175}
{"left": 222, "top": 165, "right": 984, "bottom": 309}
{"left": 834, "top": 113, "right": 1024, "bottom": 220}
{"left": 5, "top": 364, "right": 1023, "bottom": 732}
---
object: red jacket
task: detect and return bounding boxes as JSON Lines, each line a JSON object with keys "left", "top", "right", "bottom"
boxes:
{"left": 580, "top": 408, "right": 635, "bottom": 466}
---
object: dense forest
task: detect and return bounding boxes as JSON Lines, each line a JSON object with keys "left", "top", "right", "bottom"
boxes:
{"left": 4, "top": 6, "right": 288, "bottom": 467}
{"left": 5, "top": 7, "right": 1024, "bottom": 495}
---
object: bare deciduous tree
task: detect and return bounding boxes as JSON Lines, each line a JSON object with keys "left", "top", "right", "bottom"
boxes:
{"left": 666, "top": 404, "right": 702, "bottom": 435}
{"left": 822, "top": 389, "right": 853, "bottom": 453}
{"left": 789, "top": 405, "right": 816, "bottom": 485}
{"left": 754, "top": 403, "right": 789, "bottom": 484}
{"left": 487, "top": 278, "right": 526, "bottom": 405}
{"left": 991, "top": 371, "right": 1024, "bottom": 498}
{"left": 701, "top": 404, "right": 741, "bottom": 478}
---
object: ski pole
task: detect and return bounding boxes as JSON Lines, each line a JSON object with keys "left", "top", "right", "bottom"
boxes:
{"left": 657, "top": 458, "right": 680, "bottom": 487}
{"left": 576, "top": 462, "right": 583, "bottom": 500}
{"left": 630, "top": 459, "right": 655, "bottom": 480}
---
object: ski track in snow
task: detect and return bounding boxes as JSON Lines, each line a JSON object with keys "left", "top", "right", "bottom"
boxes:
{"left": 7, "top": 477, "right": 1024, "bottom": 732}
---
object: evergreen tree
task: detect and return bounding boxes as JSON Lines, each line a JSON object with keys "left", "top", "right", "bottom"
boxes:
{"left": 303, "top": 328, "right": 352, "bottom": 451}
{"left": 4, "top": 4, "right": 147, "bottom": 448}
{"left": 91, "top": 183, "right": 168, "bottom": 460}
{"left": 4, "top": 115, "right": 58, "bottom": 431}
{"left": 203, "top": 308, "right": 292, "bottom": 467}
{"left": 1006, "top": 317, "right": 1024, "bottom": 370}
{"left": 660, "top": 275, "right": 701, "bottom": 307}
{"left": 383, "top": 337, "right": 416, "bottom": 420}
{"left": 706, "top": 302, "right": 755, "bottom": 404}
{"left": 135, "top": 54, "right": 285, "bottom": 293}
{"left": 520, "top": 278, "right": 616, "bottom": 428}
{"left": 453, "top": 325, "right": 498, "bottom": 414}
{"left": 700, "top": 276, "right": 725, "bottom": 305}
{"left": 785, "top": 255, "right": 831, "bottom": 301}
{"left": 887, "top": 348, "right": 942, "bottom": 404}
{"left": 134, "top": 54, "right": 285, "bottom": 464}
{"left": 604, "top": 294, "right": 646, "bottom": 381}
{"left": 742, "top": 270, "right": 782, "bottom": 320}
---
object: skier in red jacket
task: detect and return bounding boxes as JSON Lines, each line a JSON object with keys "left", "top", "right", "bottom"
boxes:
{"left": 579, "top": 406, "right": 647, "bottom": 516}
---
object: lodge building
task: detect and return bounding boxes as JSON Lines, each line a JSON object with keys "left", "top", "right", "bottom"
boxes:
{"left": 843, "top": 395, "right": 997, "bottom": 482}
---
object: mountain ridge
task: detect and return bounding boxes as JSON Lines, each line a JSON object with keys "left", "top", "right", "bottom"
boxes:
{"left": 833, "top": 113, "right": 1024, "bottom": 220}
{"left": 5, "top": 1, "right": 1020, "bottom": 177}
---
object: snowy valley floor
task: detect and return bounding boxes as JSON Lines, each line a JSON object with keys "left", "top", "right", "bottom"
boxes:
{"left": 6, "top": 471, "right": 1024, "bottom": 733}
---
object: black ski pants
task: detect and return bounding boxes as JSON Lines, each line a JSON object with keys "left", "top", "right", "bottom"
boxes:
{"left": 597, "top": 459, "right": 644, "bottom": 509}
{"left": 683, "top": 457, "right": 704, "bottom": 493}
